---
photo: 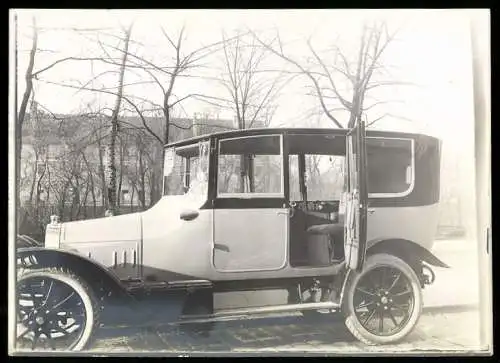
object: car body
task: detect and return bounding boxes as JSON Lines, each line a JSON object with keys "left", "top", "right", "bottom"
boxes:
{"left": 16, "top": 125, "right": 448, "bottom": 350}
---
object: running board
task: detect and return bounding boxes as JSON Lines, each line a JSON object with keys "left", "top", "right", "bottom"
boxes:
{"left": 178, "top": 301, "right": 340, "bottom": 324}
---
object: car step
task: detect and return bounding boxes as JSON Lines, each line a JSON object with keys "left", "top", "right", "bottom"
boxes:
{"left": 178, "top": 301, "right": 340, "bottom": 324}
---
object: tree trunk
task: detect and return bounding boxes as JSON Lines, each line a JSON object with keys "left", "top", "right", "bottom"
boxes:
{"left": 117, "top": 136, "right": 124, "bottom": 209}
{"left": 130, "top": 184, "right": 135, "bottom": 213}
{"left": 17, "top": 17, "right": 37, "bottom": 162}
{"left": 82, "top": 152, "right": 97, "bottom": 217}
{"left": 106, "top": 24, "right": 133, "bottom": 216}
{"left": 59, "top": 179, "right": 71, "bottom": 222}
{"left": 97, "top": 137, "right": 107, "bottom": 208}
{"left": 34, "top": 161, "right": 47, "bottom": 225}
{"left": 45, "top": 167, "right": 51, "bottom": 209}
{"left": 28, "top": 151, "right": 39, "bottom": 205}
{"left": 163, "top": 106, "right": 170, "bottom": 145}
{"left": 80, "top": 175, "right": 90, "bottom": 220}
{"left": 138, "top": 150, "right": 146, "bottom": 208}
{"left": 149, "top": 169, "right": 155, "bottom": 208}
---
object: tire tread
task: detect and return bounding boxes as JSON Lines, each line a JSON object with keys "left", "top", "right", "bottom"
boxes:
{"left": 342, "top": 253, "right": 423, "bottom": 345}
{"left": 17, "top": 266, "right": 101, "bottom": 350}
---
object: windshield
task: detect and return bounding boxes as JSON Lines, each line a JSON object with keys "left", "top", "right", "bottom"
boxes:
{"left": 163, "top": 140, "right": 210, "bottom": 197}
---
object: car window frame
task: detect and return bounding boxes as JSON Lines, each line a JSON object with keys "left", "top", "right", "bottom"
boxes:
{"left": 367, "top": 136, "right": 416, "bottom": 198}
{"left": 216, "top": 134, "right": 285, "bottom": 199}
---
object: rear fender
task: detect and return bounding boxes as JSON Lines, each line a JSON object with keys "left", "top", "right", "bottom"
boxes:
{"left": 366, "top": 239, "right": 450, "bottom": 268}
{"left": 17, "top": 247, "right": 132, "bottom": 301}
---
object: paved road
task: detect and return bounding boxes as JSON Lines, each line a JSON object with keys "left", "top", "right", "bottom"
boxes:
{"left": 85, "top": 239, "right": 487, "bottom": 354}
{"left": 90, "top": 306, "right": 482, "bottom": 354}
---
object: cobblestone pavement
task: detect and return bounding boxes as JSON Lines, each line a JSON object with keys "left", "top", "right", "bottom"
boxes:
{"left": 89, "top": 305, "right": 484, "bottom": 354}
{"left": 85, "top": 239, "right": 489, "bottom": 354}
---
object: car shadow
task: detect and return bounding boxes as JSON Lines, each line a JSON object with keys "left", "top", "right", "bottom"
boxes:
{"left": 93, "top": 300, "right": 357, "bottom": 352}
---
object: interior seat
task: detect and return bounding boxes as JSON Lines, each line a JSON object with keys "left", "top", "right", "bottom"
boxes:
{"left": 306, "top": 223, "right": 345, "bottom": 263}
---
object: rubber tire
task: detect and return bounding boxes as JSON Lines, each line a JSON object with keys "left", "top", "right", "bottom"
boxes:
{"left": 343, "top": 253, "right": 423, "bottom": 345}
{"left": 17, "top": 267, "right": 100, "bottom": 351}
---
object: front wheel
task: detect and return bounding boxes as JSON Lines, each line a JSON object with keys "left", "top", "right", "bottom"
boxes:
{"left": 16, "top": 267, "right": 99, "bottom": 351}
{"left": 343, "top": 253, "right": 423, "bottom": 345}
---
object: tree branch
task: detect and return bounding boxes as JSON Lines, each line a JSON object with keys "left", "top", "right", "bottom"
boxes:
{"left": 251, "top": 31, "right": 344, "bottom": 128}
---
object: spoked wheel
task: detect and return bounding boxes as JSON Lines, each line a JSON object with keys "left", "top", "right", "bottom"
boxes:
{"left": 16, "top": 267, "right": 99, "bottom": 351}
{"left": 343, "top": 253, "right": 423, "bottom": 345}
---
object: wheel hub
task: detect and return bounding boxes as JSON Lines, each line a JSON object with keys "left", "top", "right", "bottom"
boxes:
{"left": 380, "top": 296, "right": 388, "bottom": 304}
{"left": 35, "top": 316, "right": 45, "bottom": 325}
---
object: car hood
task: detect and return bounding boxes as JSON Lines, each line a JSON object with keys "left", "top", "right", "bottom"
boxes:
{"left": 56, "top": 194, "right": 205, "bottom": 247}
{"left": 59, "top": 211, "right": 143, "bottom": 245}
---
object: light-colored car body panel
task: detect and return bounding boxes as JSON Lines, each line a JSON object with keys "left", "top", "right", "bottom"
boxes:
{"left": 59, "top": 212, "right": 143, "bottom": 279}
{"left": 367, "top": 204, "right": 439, "bottom": 251}
{"left": 141, "top": 194, "right": 213, "bottom": 282}
{"left": 49, "top": 198, "right": 439, "bottom": 283}
{"left": 213, "top": 208, "right": 289, "bottom": 272}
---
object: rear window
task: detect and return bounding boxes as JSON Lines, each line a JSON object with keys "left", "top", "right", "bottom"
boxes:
{"left": 367, "top": 138, "right": 414, "bottom": 196}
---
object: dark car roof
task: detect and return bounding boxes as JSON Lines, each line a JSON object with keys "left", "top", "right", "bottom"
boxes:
{"left": 165, "top": 127, "right": 440, "bottom": 148}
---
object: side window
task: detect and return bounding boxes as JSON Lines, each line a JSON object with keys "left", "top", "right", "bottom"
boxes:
{"left": 217, "top": 135, "right": 283, "bottom": 197}
{"left": 367, "top": 138, "right": 414, "bottom": 196}
{"left": 304, "top": 154, "right": 345, "bottom": 201}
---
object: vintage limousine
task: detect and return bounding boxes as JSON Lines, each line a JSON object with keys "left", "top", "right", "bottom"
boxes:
{"left": 16, "top": 124, "right": 447, "bottom": 350}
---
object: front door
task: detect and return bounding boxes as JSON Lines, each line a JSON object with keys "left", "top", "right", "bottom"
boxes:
{"left": 344, "top": 120, "right": 369, "bottom": 272}
{"left": 212, "top": 134, "right": 289, "bottom": 272}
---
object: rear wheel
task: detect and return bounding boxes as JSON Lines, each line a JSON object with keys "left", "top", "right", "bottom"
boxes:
{"left": 343, "top": 253, "right": 423, "bottom": 345}
{"left": 16, "top": 267, "right": 99, "bottom": 351}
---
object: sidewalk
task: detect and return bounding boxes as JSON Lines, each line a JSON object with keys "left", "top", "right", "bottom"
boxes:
{"left": 423, "top": 238, "right": 480, "bottom": 308}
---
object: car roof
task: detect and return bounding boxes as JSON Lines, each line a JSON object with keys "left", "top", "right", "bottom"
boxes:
{"left": 165, "top": 127, "right": 440, "bottom": 148}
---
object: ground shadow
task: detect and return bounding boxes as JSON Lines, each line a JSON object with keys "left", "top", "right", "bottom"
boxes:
{"left": 94, "top": 300, "right": 356, "bottom": 352}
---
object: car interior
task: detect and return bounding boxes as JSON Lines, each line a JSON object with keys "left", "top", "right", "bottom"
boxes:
{"left": 213, "top": 133, "right": 347, "bottom": 269}
{"left": 287, "top": 134, "right": 346, "bottom": 268}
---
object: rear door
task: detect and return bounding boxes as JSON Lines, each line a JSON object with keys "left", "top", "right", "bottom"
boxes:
{"left": 344, "top": 120, "right": 368, "bottom": 271}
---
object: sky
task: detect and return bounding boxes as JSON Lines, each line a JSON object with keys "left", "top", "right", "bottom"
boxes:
{"left": 12, "top": 9, "right": 482, "bottom": 155}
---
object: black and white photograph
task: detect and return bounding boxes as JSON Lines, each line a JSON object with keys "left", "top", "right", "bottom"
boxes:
{"left": 8, "top": 8, "right": 491, "bottom": 356}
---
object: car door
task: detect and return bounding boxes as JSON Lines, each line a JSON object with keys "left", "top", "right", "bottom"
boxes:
{"left": 212, "top": 134, "right": 289, "bottom": 272}
{"left": 344, "top": 120, "right": 368, "bottom": 272}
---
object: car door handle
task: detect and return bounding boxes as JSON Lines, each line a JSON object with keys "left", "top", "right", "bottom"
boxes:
{"left": 180, "top": 210, "right": 199, "bottom": 221}
{"left": 214, "top": 243, "right": 230, "bottom": 252}
{"left": 276, "top": 211, "right": 289, "bottom": 216}
{"left": 368, "top": 208, "right": 376, "bottom": 214}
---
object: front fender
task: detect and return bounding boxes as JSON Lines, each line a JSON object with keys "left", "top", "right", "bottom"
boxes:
{"left": 17, "top": 247, "right": 131, "bottom": 299}
{"left": 366, "top": 238, "right": 450, "bottom": 268}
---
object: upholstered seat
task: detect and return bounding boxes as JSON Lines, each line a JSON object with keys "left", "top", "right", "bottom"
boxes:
{"left": 306, "top": 223, "right": 345, "bottom": 264}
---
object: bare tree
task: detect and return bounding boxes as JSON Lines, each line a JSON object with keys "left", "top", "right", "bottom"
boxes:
{"left": 40, "top": 26, "right": 239, "bottom": 205}
{"left": 216, "top": 31, "right": 288, "bottom": 192}
{"left": 105, "top": 23, "right": 133, "bottom": 216}
{"left": 71, "top": 25, "right": 239, "bottom": 146}
{"left": 16, "top": 18, "right": 105, "bottom": 166}
{"left": 252, "top": 21, "right": 405, "bottom": 129}
{"left": 17, "top": 17, "right": 37, "bottom": 148}
{"left": 219, "top": 31, "right": 284, "bottom": 129}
